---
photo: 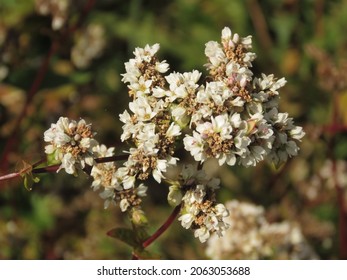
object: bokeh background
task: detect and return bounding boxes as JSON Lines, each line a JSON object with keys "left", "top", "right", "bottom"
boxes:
{"left": 1, "top": 0, "right": 347, "bottom": 259}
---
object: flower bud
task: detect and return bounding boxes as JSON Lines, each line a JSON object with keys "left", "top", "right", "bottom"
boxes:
{"left": 168, "top": 185, "right": 183, "bottom": 207}
{"left": 131, "top": 208, "right": 148, "bottom": 226}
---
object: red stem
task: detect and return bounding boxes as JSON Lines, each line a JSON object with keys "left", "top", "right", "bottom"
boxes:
{"left": 142, "top": 205, "right": 181, "bottom": 248}
{"left": 0, "top": 154, "right": 129, "bottom": 184}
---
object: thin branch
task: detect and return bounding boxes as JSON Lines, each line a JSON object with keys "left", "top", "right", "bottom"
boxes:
{"left": 0, "top": 154, "right": 129, "bottom": 182}
{"left": 142, "top": 204, "right": 181, "bottom": 249}
{"left": 95, "top": 154, "right": 129, "bottom": 164}
{"left": 0, "top": 172, "right": 21, "bottom": 182}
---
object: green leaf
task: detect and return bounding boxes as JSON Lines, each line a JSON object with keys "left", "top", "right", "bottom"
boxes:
{"left": 107, "top": 227, "right": 138, "bottom": 248}
{"left": 18, "top": 160, "right": 40, "bottom": 191}
{"left": 23, "top": 173, "right": 40, "bottom": 191}
{"left": 133, "top": 226, "right": 150, "bottom": 244}
{"left": 23, "top": 174, "right": 33, "bottom": 191}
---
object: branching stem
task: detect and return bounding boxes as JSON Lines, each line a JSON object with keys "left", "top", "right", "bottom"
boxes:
{"left": 0, "top": 154, "right": 129, "bottom": 182}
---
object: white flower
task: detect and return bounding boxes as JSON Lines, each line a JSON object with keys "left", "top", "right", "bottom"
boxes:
{"left": 128, "top": 76, "right": 153, "bottom": 96}
{"left": 129, "top": 96, "right": 157, "bottom": 121}
{"left": 205, "top": 41, "right": 225, "bottom": 68}
{"left": 134, "top": 43, "right": 160, "bottom": 62}
{"left": 136, "top": 183, "right": 148, "bottom": 197}
{"left": 166, "top": 122, "right": 181, "bottom": 138}
{"left": 179, "top": 213, "right": 195, "bottom": 229}
{"left": 120, "top": 199, "right": 130, "bottom": 212}
{"left": 44, "top": 117, "right": 98, "bottom": 175}
{"left": 194, "top": 227, "right": 210, "bottom": 243}
{"left": 122, "top": 59, "right": 141, "bottom": 84}
{"left": 155, "top": 60, "right": 170, "bottom": 73}
{"left": 183, "top": 132, "right": 205, "bottom": 162}
{"left": 168, "top": 184, "right": 183, "bottom": 206}
{"left": 59, "top": 153, "right": 76, "bottom": 174}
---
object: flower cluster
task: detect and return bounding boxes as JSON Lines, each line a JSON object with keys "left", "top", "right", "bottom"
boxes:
{"left": 168, "top": 165, "right": 229, "bottom": 242}
{"left": 91, "top": 144, "right": 148, "bottom": 212}
{"left": 44, "top": 117, "right": 97, "bottom": 175}
{"left": 120, "top": 43, "right": 181, "bottom": 185}
{"left": 183, "top": 27, "right": 304, "bottom": 168}
{"left": 205, "top": 200, "right": 317, "bottom": 259}
{"left": 43, "top": 27, "right": 305, "bottom": 243}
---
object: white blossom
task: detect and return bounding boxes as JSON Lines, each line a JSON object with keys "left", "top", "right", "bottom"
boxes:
{"left": 44, "top": 117, "right": 98, "bottom": 175}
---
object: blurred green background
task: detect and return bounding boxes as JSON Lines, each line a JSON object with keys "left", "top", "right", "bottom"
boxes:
{"left": 1, "top": 0, "right": 347, "bottom": 259}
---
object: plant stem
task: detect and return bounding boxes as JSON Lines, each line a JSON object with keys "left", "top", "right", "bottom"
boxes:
{"left": 0, "top": 154, "right": 129, "bottom": 182}
{"left": 142, "top": 204, "right": 181, "bottom": 249}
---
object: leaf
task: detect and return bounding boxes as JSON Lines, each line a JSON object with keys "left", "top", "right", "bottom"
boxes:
{"left": 107, "top": 227, "right": 138, "bottom": 248}
{"left": 18, "top": 160, "right": 40, "bottom": 191}
{"left": 133, "top": 225, "right": 150, "bottom": 244}
{"left": 23, "top": 173, "right": 40, "bottom": 191}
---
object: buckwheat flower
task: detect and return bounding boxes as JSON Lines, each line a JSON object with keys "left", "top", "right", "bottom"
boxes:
{"left": 99, "top": 188, "right": 116, "bottom": 209}
{"left": 119, "top": 110, "right": 137, "bottom": 142}
{"left": 129, "top": 96, "right": 157, "bottom": 121}
{"left": 220, "top": 27, "right": 255, "bottom": 66}
{"left": 122, "top": 59, "right": 141, "bottom": 84}
{"left": 119, "top": 199, "right": 130, "bottom": 212}
{"left": 166, "top": 122, "right": 182, "bottom": 138}
{"left": 179, "top": 185, "right": 230, "bottom": 243}
{"left": 225, "top": 61, "right": 253, "bottom": 86}
{"left": 128, "top": 76, "right": 153, "bottom": 97}
{"left": 134, "top": 43, "right": 160, "bottom": 62}
{"left": 90, "top": 145, "right": 120, "bottom": 191}
{"left": 136, "top": 123, "right": 159, "bottom": 150}
{"left": 205, "top": 41, "right": 225, "bottom": 69}
{"left": 123, "top": 175, "right": 136, "bottom": 190}
{"left": 265, "top": 108, "right": 305, "bottom": 166}
{"left": 179, "top": 213, "right": 195, "bottom": 229}
{"left": 168, "top": 184, "right": 183, "bottom": 206}
{"left": 155, "top": 60, "right": 170, "bottom": 73}
{"left": 118, "top": 183, "right": 148, "bottom": 212}
{"left": 44, "top": 117, "right": 98, "bottom": 175}
{"left": 183, "top": 131, "right": 205, "bottom": 162}
{"left": 185, "top": 113, "right": 241, "bottom": 166}
{"left": 194, "top": 227, "right": 210, "bottom": 243}
{"left": 172, "top": 165, "right": 229, "bottom": 242}
{"left": 253, "top": 74, "right": 286, "bottom": 106}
